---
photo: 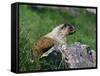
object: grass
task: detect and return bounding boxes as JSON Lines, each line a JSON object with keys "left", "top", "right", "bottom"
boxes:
{"left": 19, "top": 5, "right": 96, "bottom": 72}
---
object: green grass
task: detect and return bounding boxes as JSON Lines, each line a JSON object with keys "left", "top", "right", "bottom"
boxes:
{"left": 19, "top": 5, "right": 96, "bottom": 72}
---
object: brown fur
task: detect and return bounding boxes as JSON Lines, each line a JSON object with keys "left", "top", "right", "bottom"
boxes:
{"left": 32, "top": 24, "right": 75, "bottom": 69}
{"left": 32, "top": 37, "right": 58, "bottom": 70}
{"left": 33, "top": 37, "right": 58, "bottom": 58}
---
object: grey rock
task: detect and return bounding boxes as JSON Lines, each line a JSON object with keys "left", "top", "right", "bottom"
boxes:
{"left": 86, "top": 8, "right": 96, "bottom": 14}
{"left": 41, "top": 42, "right": 96, "bottom": 69}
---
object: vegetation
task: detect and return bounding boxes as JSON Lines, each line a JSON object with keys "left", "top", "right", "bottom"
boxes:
{"left": 19, "top": 5, "right": 96, "bottom": 72}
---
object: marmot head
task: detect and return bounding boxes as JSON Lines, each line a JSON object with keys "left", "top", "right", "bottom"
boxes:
{"left": 52, "top": 23, "right": 76, "bottom": 37}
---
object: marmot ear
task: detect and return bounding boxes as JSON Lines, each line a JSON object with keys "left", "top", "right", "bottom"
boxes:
{"left": 60, "top": 24, "right": 66, "bottom": 29}
{"left": 60, "top": 23, "right": 68, "bottom": 29}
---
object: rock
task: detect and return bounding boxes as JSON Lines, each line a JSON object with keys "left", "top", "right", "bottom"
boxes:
{"left": 40, "top": 42, "right": 96, "bottom": 69}
{"left": 86, "top": 8, "right": 96, "bottom": 14}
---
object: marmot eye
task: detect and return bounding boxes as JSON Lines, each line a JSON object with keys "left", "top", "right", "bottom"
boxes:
{"left": 69, "top": 26, "right": 74, "bottom": 30}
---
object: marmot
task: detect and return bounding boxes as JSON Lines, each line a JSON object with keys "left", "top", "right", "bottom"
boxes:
{"left": 32, "top": 23, "right": 76, "bottom": 61}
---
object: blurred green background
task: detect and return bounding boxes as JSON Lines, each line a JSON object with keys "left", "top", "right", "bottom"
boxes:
{"left": 19, "top": 5, "right": 96, "bottom": 72}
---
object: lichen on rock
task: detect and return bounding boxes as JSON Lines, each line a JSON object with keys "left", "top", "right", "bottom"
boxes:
{"left": 40, "top": 42, "right": 96, "bottom": 69}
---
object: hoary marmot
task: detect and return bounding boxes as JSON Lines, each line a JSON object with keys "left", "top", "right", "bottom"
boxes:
{"left": 32, "top": 23, "right": 76, "bottom": 60}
